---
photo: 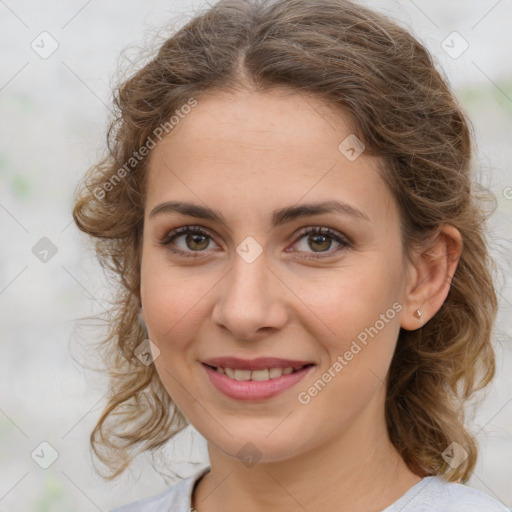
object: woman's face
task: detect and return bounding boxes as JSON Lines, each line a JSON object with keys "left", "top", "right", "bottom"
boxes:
{"left": 140, "top": 89, "right": 415, "bottom": 464}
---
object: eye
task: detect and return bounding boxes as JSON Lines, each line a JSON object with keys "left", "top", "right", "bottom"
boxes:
{"left": 159, "top": 226, "right": 219, "bottom": 258}
{"left": 287, "top": 226, "right": 351, "bottom": 259}
{"left": 159, "top": 225, "right": 351, "bottom": 259}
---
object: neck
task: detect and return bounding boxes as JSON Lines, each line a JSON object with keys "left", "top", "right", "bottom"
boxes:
{"left": 192, "top": 388, "right": 422, "bottom": 512}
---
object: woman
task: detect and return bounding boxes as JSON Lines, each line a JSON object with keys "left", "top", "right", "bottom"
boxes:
{"left": 73, "top": 0, "right": 508, "bottom": 510}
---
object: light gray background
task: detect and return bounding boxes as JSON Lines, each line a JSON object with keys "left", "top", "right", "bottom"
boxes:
{"left": 1, "top": 1, "right": 511, "bottom": 510}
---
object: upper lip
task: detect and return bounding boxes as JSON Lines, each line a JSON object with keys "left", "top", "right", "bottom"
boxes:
{"left": 202, "top": 357, "right": 314, "bottom": 371}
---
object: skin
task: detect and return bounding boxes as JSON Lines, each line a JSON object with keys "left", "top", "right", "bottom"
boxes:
{"left": 139, "top": 88, "right": 462, "bottom": 512}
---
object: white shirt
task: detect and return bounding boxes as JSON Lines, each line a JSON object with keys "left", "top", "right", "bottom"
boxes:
{"left": 109, "top": 465, "right": 510, "bottom": 511}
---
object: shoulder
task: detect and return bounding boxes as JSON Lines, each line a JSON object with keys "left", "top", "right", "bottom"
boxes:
{"left": 108, "top": 466, "right": 210, "bottom": 512}
{"left": 384, "top": 476, "right": 510, "bottom": 512}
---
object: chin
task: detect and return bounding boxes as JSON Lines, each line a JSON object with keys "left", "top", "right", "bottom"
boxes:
{"left": 205, "top": 428, "right": 305, "bottom": 466}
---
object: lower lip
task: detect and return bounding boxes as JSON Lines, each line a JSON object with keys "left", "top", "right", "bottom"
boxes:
{"left": 202, "top": 364, "right": 314, "bottom": 401}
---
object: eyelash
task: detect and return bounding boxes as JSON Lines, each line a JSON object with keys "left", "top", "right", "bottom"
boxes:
{"left": 159, "top": 225, "right": 351, "bottom": 260}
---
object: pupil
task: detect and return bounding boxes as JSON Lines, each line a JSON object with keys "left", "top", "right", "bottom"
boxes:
{"left": 187, "top": 233, "right": 208, "bottom": 250}
{"left": 310, "top": 234, "right": 331, "bottom": 252}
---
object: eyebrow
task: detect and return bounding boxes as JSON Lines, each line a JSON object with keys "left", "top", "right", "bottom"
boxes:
{"left": 149, "top": 199, "right": 370, "bottom": 227}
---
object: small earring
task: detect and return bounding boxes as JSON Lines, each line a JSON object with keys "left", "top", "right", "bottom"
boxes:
{"left": 414, "top": 309, "right": 424, "bottom": 326}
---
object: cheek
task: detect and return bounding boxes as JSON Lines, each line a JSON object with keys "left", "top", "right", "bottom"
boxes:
{"left": 140, "top": 260, "right": 206, "bottom": 406}
{"left": 296, "top": 258, "right": 404, "bottom": 345}
{"left": 297, "top": 267, "right": 404, "bottom": 409}
{"left": 296, "top": 271, "right": 402, "bottom": 425}
{"left": 140, "top": 248, "right": 214, "bottom": 343}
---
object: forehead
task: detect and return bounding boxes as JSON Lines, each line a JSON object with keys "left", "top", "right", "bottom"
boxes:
{"left": 145, "top": 89, "right": 397, "bottom": 228}
{"left": 150, "top": 88, "right": 360, "bottom": 170}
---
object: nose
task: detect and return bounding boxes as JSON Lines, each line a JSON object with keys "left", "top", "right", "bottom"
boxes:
{"left": 211, "top": 250, "right": 289, "bottom": 341}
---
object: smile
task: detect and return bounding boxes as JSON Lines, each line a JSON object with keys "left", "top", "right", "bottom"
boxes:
{"left": 207, "top": 365, "right": 308, "bottom": 381}
{"left": 201, "top": 361, "right": 315, "bottom": 401}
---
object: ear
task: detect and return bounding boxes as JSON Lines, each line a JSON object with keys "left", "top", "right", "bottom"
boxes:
{"left": 400, "top": 225, "right": 462, "bottom": 331}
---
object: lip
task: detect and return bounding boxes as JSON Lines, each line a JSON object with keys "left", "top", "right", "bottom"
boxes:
{"left": 202, "top": 356, "right": 314, "bottom": 371}
{"left": 202, "top": 362, "right": 315, "bottom": 401}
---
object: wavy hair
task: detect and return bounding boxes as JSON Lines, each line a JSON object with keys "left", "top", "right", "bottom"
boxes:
{"left": 73, "top": 0, "right": 498, "bottom": 481}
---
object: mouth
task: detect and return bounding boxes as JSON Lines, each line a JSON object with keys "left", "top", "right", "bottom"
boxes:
{"left": 202, "top": 363, "right": 314, "bottom": 381}
{"left": 201, "top": 358, "right": 316, "bottom": 401}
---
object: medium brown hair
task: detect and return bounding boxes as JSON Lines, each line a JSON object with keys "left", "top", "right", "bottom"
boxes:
{"left": 73, "top": 0, "right": 498, "bottom": 481}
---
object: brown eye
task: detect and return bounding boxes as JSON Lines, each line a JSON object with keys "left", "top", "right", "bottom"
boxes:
{"left": 289, "top": 226, "right": 351, "bottom": 258}
{"left": 160, "top": 226, "right": 218, "bottom": 257}
{"left": 307, "top": 233, "right": 333, "bottom": 252}
{"left": 184, "top": 232, "right": 210, "bottom": 251}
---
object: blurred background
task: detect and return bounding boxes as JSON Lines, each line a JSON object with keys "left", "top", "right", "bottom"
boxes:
{"left": 1, "top": 1, "right": 511, "bottom": 510}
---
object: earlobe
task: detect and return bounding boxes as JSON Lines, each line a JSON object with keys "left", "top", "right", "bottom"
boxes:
{"left": 400, "top": 225, "right": 462, "bottom": 331}
{"left": 413, "top": 309, "right": 424, "bottom": 327}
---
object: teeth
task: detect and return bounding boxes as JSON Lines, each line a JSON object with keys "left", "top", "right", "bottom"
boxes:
{"left": 269, "top": 368, "right": 282, "bottom": 379}
{"left": 251, "top": 369, "right": 269, "bottom": 381}
{"left": 234, "top": 369, "right": 251, "bottom": 381}
{"left": 214, "top": 365, "right": 306, "bottom": 381}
